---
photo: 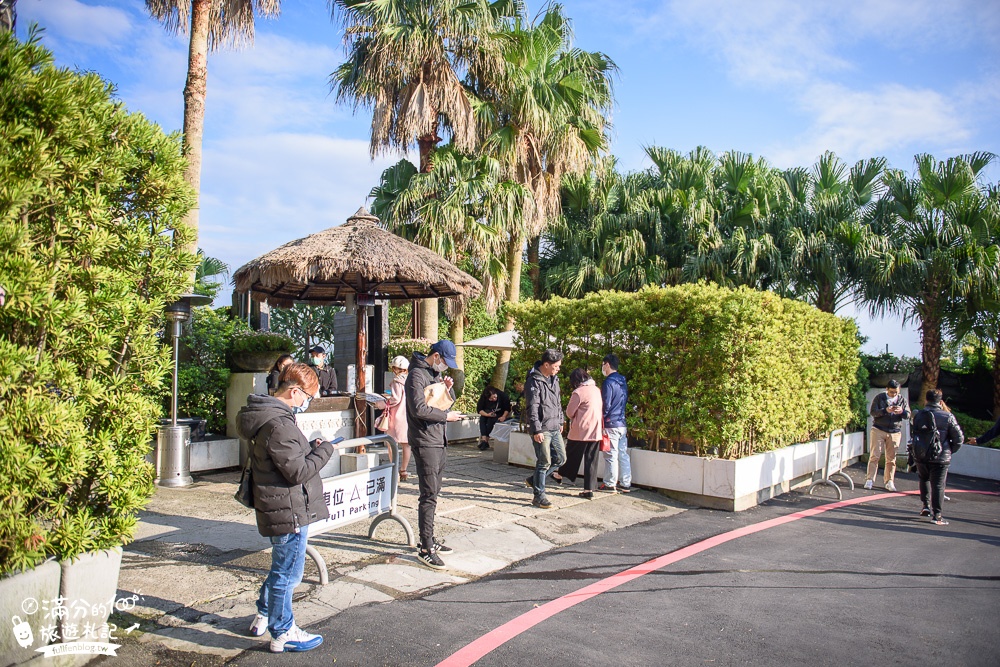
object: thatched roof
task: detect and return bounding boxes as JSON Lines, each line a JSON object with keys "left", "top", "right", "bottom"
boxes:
{"left": 232, "top": 207, "right": 483, "bottom": 306}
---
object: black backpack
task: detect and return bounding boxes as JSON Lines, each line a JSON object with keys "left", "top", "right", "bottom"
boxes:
{"left": 910, "top": 408, "right": 943, "bottom": 462}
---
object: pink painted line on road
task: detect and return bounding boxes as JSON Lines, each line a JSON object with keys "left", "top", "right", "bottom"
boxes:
{"left": 436, "top": 489, "right": 999, "bottom": 667}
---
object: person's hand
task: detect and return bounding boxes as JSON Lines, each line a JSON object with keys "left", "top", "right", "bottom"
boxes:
{"left": 442, "top": 376, "right": 454, "bottom": 389}
{"left": 969, "top": 437, "right": 978, "bottom": 444}
{"left": 446, "top": 410, "right": 462, "bottom": 422}
{"left": 533, "top": 433, "right": 544, "bottom": 443}
{"left": 376, "top": 400, "right": 387, "bottom": 410}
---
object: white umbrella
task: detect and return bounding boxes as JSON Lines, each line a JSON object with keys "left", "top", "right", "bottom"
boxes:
{"left": 458, "top": 330, "right": 520, "bottom": 351}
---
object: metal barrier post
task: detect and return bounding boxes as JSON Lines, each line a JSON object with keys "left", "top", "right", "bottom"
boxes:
{"left": 809, "top": 428, "right": 854, "bottom": 499}
{"left": 304, "top": 434, "right": 415, "bottom": 585}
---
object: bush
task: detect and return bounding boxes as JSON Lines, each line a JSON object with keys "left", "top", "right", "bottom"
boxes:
{"left": 953, "top": 411, "right": 997, "bottom": 449}
{"left": 510, "top": 283, "right": 860, "bottom": 459}
{"left": 231, "top": 329, "right": 295, "bottom": 354}
{"left": 0, "top": 32, "right": 196, "bottom": 574}
{"left": 175, "top": 307, "right": 238, "bottom": 434}
{"left": 861, "top": 352, "right": 919, "bottom": 377}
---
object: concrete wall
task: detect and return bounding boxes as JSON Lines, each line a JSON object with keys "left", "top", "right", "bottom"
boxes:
{"left": 950, "top": 444, "right": 1000, "bottom": 481}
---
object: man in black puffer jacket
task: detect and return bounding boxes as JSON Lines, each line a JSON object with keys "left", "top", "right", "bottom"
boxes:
{"left": 237, "top": 364, "right": 334, "bottom": 653}
{"left": 908, "top": 389, "right": 964, "bottom": 526}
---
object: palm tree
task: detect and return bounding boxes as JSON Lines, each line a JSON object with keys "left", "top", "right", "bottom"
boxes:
{"left": 145, "top": 0, "right": 280, "bottom": 278}
{"left": 0, "top": 0, "right": 15, "bottom": 33}
{"left": 331, "top": 0, "right": 518, "bottom": 339}
{"left": 193, "top": 249, "right": 230, "bottom": 300}
{"left": 476, "top": 3, "right": 616, "bottom": 387}
{"left": 863, "top": 152, "right": 999, "bottom": 403}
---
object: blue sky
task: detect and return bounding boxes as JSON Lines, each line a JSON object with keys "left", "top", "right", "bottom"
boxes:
{"left": 14, "top": 0, "right": 1000, "bottom": 357}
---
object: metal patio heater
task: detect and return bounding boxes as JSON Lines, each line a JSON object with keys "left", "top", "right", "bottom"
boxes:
{"left": 155, "top": 293, "right": 210, "bottom": 487}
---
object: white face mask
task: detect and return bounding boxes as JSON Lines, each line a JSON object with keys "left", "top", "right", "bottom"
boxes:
{"left": 433, "top": 361, "right": 448, "bottom": 373}
{"left": 292, "top": 389, "right": 313, "bottom": 414}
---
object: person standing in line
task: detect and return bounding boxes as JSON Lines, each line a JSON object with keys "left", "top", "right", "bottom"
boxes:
{"left": 476, "top": 385, "right": 511, "bottom": 451}
{"left": 524, "top": 349, "right": 565, "bottom": 509}
{"left": 968, "top": 414, "right": 1000, "bottom": 446}
{"left": 909, "top": 389, "right": 964, "bottom": 525}
{"left": 308, "top": 345, "right": 338, "bottom": 396}
{"left": 865, "top": 379, "right": 910, "bottom": 491}
{"left": 266, "top": 354, "right": 295, "bottom": 395}
{"left": 238, "top": 363, "right": 334, "bottom": 653}
{"left": 556, "top": 368, "right": 604, "bottom": 499}
{"left": 376, "top": 356, "right": 411, "bottom": 480}
{"left": 598, "top": 353, "right": 631, "bottom": 493}
{"left": 405, "top": 340, "right": 462, "bottom": 570}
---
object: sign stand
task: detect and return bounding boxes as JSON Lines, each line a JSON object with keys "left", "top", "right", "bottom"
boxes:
{"left": 304, "top": 434, "right": 415, "bottom": 585}
{"left": 808, "top": 429, "right": 854, "bottom": 500}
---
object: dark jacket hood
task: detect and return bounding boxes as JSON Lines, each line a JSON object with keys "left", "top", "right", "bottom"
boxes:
{"left": 237, "top": 394, "right": 293, "bottom": 441}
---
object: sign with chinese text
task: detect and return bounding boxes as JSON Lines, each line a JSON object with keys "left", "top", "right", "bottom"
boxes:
{"left": 311, "top": 464, "right": 392, "bottom": 535}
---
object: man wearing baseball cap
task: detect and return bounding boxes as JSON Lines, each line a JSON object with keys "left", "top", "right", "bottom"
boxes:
{"left": 405, "top": 340, "right": 462, "bottom": 570}
{"left": 308, "top": 346, "right": 338, "bottom": 396}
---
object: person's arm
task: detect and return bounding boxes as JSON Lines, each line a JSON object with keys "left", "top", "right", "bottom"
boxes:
{"left": 386, "top": 380, "right": 404, "bottom": 409}
{"left": 602, "top": 378, "right": 613, "bottom": 422}
{"left": 565, "top": 390, "right": 582, "bottom": 421}
{"left": 477, "top": 395, "right": 492, "bottom": 417}
{"left": 947, "top": 415, "right": 964, "bottom": 454}
{"left": 406, "top": 370, "right": 449, "bottom": 424}
{"left": 524, "top": 376, "right": 542, "bottom": 434}
{"left": 266, "top": 425, "right": 334, "bottom": 486}
{"left": 975, "top": 417, "right": 1000, "bottom": 445}
{"left": 329, "top": 367, "right": 338, "bottom": 392}
{"left": 869, "top": 394, "right": 885, "bottom": 418}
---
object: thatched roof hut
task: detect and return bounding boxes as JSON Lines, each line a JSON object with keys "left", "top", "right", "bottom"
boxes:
{"left": 233, "top": 207, "right": 482, "bottom": 306}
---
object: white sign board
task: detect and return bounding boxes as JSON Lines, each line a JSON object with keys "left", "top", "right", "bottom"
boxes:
{"left": 310, "top": 464, "right": 393, "bottom": 535}
{"left": 296, "top": 410, "right": 354, "bottom": 444}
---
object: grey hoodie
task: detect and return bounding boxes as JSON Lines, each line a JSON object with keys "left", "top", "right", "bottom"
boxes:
{"left": 524, "top": 365, "right": 564, "bottom": 435}
{"left": 237, "top": 394, "right": 334, "bottom": 537}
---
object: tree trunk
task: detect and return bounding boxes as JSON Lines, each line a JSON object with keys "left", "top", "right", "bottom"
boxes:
{"left": 180, "top": 0, "right": 211, "bottom": 285}
{"left": 450, "top": 312, "right": 465, "bottom": 371}
{"left": 918, "top": 308, "right": 942, "bottom": 407}
{"left": 993, "top": 337, "right": 1000, "bottom": 419}
{"left": 527, "top": 234, "right": 541, "bottom": 299}
{"left": 490, "top": 233, "right": 524, "bottom": 390}
{"left": 816, "top": 280, "right": 836, "bottom": 314}
{"left": 416, "top": 125, "right": 442, "bottom": 339}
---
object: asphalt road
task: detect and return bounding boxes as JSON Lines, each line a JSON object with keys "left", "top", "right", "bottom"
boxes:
{"left": 232, "top": 471, "right": 1000, "bottom": 667}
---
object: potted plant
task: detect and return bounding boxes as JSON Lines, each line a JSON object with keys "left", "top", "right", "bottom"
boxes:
{"left": 230, "top": 329, "right": 296, "bottom": 372}
{"left": 862, "top": 352, "right": 919, "bottom": 387}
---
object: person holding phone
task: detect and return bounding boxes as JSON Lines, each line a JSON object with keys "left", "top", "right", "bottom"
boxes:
{"left": 476, "top": 385, "right": 511, "bottom": 450}
{"left": 866, "top": 379, "right": 910, "bottom": 492}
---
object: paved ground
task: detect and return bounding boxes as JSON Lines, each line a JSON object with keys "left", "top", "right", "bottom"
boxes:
{"left": 230, "top": 471, "right": 1000, "bottom": 667}
{"left": 95, "top": 445, "right": 1000, "bottom": 667}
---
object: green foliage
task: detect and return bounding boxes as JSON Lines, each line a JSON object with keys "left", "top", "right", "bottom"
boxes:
{"left": 452, "top": 299, "right": 500, "bottom": 412}
{"left": 0, "top": 32, "right": 197, "bottom": 574}
{"left": 269, "top": 303, "right": 342, "bottom": 357}
{"left": 192, "top": 250, "right": 229, "bottom": 301}
{"left": 861, "top": 352, "right": 920, "bottom": 376}
{"left": 510, "top": 283, "right": 860, "bottom": 459}
{"left": 848, "top": 362, "right": 870, "bottom": 432}
{"left": 175, "top": 307, "right": 237, "bottom": 433}
{"left": 953, "top": 411, "right": 998, "bottom": 449}
{"left": 231, "top": 329, "right": 296, "bottom": 354}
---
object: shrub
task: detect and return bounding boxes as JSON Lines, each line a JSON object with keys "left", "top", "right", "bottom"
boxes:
{"left": 510, "top": 283, "right": 860, "bottom": 459}
{"left": 861, "top": 352, "right": 919, "bottom": 377}
{"left": 231, "top": 329, "right": 296, "bottom": 354}
{"left": 0, "top": 32, "right": 196, "bottom": 574}
{"left": 952, "top": 411, "right": 998, "bottom": 449}
{"left": 175, "top": 307, "right": 238, "bottom": 433}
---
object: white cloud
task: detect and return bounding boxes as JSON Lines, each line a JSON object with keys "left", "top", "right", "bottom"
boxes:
{"left": 17, "top": 0, "right": 133, "bottom": 47}
{"left": 767, "top": 82, "right": 970, "bottom": 168}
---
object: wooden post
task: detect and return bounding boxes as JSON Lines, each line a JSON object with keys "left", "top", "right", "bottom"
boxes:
{"left": 355, "top": 297, "right": 369, "bottom": 447}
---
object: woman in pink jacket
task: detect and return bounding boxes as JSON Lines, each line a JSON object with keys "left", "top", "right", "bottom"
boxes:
{"left": 377, "top": 356, "right": 411, "bottom": 480}
{"left": 555, "top": 368, "right": 604, "bottom": 499}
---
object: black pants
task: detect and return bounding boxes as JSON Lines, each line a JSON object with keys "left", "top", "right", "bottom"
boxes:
{"left": 411, "top": 445, "right": 447, "bottom": 552}
{"left": 479, "top": 416, "right": 498, "bottom": 439}
{"left": 916, "top": 461, "right": 949, "bottom": 517}
{"left": 559, "top": 439, "right": 600, "bottom": 491}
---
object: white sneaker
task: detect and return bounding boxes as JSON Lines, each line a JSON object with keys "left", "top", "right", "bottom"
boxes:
{"left": 863, "top": 480, "right": 873, "bottom": 490}
{"left": 249, "top": 613, "right": 268, "bottom": 637}
{"left": 270, "top": 625, "right": 323, "bottom": 653}
{"left": 885, "top": 481, "right": 897, "bottom": 492}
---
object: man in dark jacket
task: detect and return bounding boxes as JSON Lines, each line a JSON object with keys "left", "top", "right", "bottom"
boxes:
{"left": 866, "top": 379, "right": 910, "bottom": 492}
{"left": 908, "top": 389, "right": 964, "bottom": 525}
{"left": 524, "top": 349, "right": 565, "bottom": 509}
{"left": 308, "top": 345, "right": 338, "bottom": 396}
{"left": 600, "top": 353, "right": 631, "bottom": 493}
{"left": 237, "top": 363, "right": 334, "bottom": 653}
{"left": 405, "top": 340, "right": 461, "bottom": 570}
{"left": 968, "top": 415, "right": 1000, "bottom": 446}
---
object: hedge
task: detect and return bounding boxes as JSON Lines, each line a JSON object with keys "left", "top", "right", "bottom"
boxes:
{"left": 509, "top": 283, "right": 860, "bottom": 459}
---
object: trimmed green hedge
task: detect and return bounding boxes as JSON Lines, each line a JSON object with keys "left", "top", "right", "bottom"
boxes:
{"left": 510, "top": 283, "right": 860, "bottom": 459}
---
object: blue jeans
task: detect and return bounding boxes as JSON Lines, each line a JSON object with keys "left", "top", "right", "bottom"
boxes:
{"left": 257, "top": 525, "right": 308, "bottom": 638}
{"left": 603, "top": 427, "right": 630, "bottom": 487}
{"left": 532, "top": 430, "right": 566, "bottom": 498}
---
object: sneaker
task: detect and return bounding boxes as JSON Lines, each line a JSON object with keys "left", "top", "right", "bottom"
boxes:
{"left": 885, "top": 480, "right": 897, "bottom": 492}
{"left": 525, "top": 475, "right": 534, "bottom": 488}
{"left": 432, "top": 540, "right": 454, "bottom": 554}
{"left": 416, "top": 550, "right": 446, "bottom": 570}
{"left": 478, "top": 441, "right": 490, "bottom": 451}
{"left": 249, "top": 613, "right": 268, "bottom": 637}
{"left": 863, "top": 479, "right": 873, "bottom": 490}
{"left": 932, "top": 516, "right": 949, "bottom": 526}
{"left": 270, "top": 625, "right": 323, "bottom": 653}
{"left": 618, "top": 485, "right": 632, "bottom": 494}
{"left": 944, "top": 494, "right": 951, "bottom": 501}
{"left": 920, "top": 507, "right": 931, "bottom": 517}
{"left": 532, "top": 496, "right": 553, "bottom": 509}
{"left": 578, "top": 491, "right": 594, "bottom": 500}
{"left": 597, "top": 483, "right": 617, "bottom": 493}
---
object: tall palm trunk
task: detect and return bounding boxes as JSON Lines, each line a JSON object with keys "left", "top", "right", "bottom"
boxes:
{"left": 816, "top": 280, "right": 836, "bottom": 314}
{"left": 527, "top": 234, "right": 541, "bottom": 298}
{"left": 993, "top": 335, "right": 1000, "bottom": 419}
{"left": 918, "top": 303, "right": 942, "bottom": 407}
{"left": 414, "top": 118, "right": 442, "bottom": 340}
{"left": 491, "top": 232, "right": 523, "bottom": 390}
{"left": 180, "top": 0, "right": 211, "bottom": 284}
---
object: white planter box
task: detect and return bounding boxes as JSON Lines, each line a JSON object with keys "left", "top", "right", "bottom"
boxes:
{"left": 509, "top": 431, "right": 865, "bottom": 511}
{"left": 190, "top": 437, "right": 240, "bottom": 472}
{"left": 59, "top": 547, "right": 123, "bottom": 639}
{"left": 949, "top": 444, "right": 1000, "bottom": 481}
{"left": 446, "top": 417, "right": 481, "bottom": 443}
{"left": 506, "top": 431, "right": 608, "bottom": 478}
{"left": 0, "top": 559, "right": 60, "bottom": 666}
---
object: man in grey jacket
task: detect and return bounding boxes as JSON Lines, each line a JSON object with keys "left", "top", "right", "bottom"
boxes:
{"left": 405, "top": 340, "right": 461, "bottom": 570}
{"left": 866, "top": 379, "right": 910, "bottom": 492}
{"left": 524, "top": 349, "right": 565, "bottom": 509}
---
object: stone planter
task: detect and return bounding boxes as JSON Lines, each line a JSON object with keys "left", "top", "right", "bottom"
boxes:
{"left": 869, "top": 372, "right": 910, "bottom": 387}
{"left": 949, "top": 444, "right": 1000, "bottom": 481}
{"left": 0, "top": 559, "right": 60, "bottom": 666}
{"left": 230, "top": 350, "right": 287, "bottom": 372}
{"left": 59, "top": 547, "right": 123, "bottom": 640}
